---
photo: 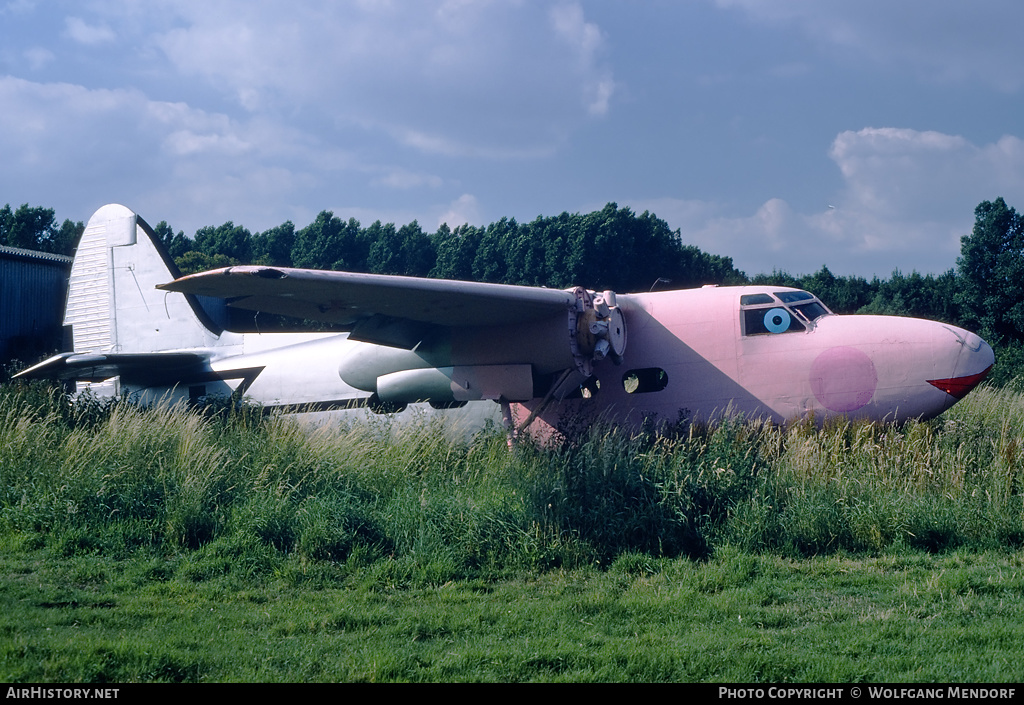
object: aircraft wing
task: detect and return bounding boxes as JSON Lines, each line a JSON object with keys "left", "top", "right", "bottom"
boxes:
{"left": 14, "top": 351, "right": 211, "bottom": 384}
{"left": 159, "top": 266, "right": 579, "bottom": 346}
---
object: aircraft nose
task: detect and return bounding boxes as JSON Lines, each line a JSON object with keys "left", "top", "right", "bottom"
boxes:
{"left": 926, "top": 327, "right": 994, "bottom": 400}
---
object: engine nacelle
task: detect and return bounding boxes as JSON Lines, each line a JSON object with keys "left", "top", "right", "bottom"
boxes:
{"left": 568, "top": 287, "right": 627, "bottom": 375}
{"left": 376, "top": 364, "right": 534, "bottom": 404}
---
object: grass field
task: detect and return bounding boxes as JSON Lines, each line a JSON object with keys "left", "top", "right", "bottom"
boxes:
{"left": 1, "top": 381, "right": 1023, "bottom": 682}
{"left": 4, "top": 542, "right": 1024, "bottom": 682}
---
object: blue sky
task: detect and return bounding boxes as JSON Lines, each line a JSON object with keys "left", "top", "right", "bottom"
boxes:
{"left": 2, "top": 0, "right": 1022, "bottom": 279}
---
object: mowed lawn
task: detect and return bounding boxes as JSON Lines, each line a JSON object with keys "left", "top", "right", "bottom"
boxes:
{"left": 2, "top": 542, "right": 1023, "bottom": 683}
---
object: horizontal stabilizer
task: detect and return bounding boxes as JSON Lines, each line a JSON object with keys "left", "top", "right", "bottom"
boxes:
{"left": 158, "top": 266, "right": 577, "bottom": 329}
{"left": 15, "top": 351, "right": 211, "bottom": 384}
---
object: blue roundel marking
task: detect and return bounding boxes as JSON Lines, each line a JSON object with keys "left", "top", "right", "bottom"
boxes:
{"left": 764, "top": 308, "right": 791, "bottom": 334}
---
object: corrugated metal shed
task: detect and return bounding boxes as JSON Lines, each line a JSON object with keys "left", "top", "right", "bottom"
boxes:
{"left": 0, "top": 245, "right": 73, "bottom": 364}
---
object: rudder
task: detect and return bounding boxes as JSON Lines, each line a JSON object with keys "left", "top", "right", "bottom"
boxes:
{"left": 64, "top": 204, "right": 229, "bottom": 358}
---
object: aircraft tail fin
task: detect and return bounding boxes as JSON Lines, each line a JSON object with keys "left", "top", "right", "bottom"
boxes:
{"left": 64, "top": 204, "right": 232, "bottom": 366}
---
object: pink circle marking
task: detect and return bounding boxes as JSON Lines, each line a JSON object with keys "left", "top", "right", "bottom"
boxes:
{"left": 810, "top": 346, "right": 878, "bottom": 413}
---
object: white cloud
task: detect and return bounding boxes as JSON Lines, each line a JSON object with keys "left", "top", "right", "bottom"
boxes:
{"left": 549, "top": 2, "right": 615, "bottom": 116}
{"left": 550, "top": 3, "right": 602, "bottom": 64}
{"left": 23, "top": 46, "right": 53, "bottom": 70}
{"left": 714, "top": 0, "right": 1024, "bottom": 91}
{"left": 629, "top": 127, "right": 1024, "bottom": 277}
{"left": 370, "top": 168, "right": 444, "bottom": 190}
{"left": 820, "top": 127, "right": 1024, "bottom": 266}
{"left": 627, "top": 196, "right": 809, "bottom": 275}
{"left": 585, "top": 77, "right": 615, "bottom": 117}
{"left": 147, "top": 1, "right": 614, "bottom": 156}
{"left": 2, "top": 0, "right": 38, "bottom": 16}
{"left": 0, "top": 78, "right": 138, "bottom": 168}
{"left": 437, "top": 193, "right": 481, "bottom": 229}
{"left": 64, "top": 16, "right": 116, "bottom": 46}
{"left": 0, "top": 76, "right": 350, "bottom": 235}
{"left": 0, "top": 1, "right": 618, "bottom": 238}
{"left": 7, "top": 0, "right": 1017, "bottom": 286}
{"left": 829, "top": 127, "right": 1024, "bottom": 222}
{"left": 162, "top": 129, "right": 251, "bottom": 158}
{"left": 388, "top": 124, "right": 558, "bottom": 160}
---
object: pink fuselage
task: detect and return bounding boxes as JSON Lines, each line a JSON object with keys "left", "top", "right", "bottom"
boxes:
{"left": 514, "top": 286, "right": 994, "bottom": 432}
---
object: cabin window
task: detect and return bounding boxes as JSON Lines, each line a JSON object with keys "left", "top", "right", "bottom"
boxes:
{"left": 622, "top": 368, "right": 668, "bottom": 394}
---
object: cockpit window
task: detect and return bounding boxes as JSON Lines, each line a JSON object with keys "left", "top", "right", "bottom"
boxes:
{"left": 776, "top": 291, "right": 814, "bottom": 304}
{"left": 790, "top": 300, "right": 829, "bottom": 323}
{"left": 744, "top": 306, "right": 805, "bottom": 335}
{"left": 776, "top": 290, "right": 829, "bottom": 322}
{"left": 740, "top": 290, "right": 831, "bottom": 336}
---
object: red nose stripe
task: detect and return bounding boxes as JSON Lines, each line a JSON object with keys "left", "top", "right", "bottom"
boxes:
{"left": 927, "top": 366, "right": 993, "bottom": 399}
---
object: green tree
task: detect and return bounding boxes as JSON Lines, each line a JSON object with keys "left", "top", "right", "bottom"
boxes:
{"left": 52, "top": 218, "right": 84, "bottom": 256}
{"left": 799, "top": 266, "right": 873, "bottom": 314}
{"left": 472, "top": 217, "right": 516, "bottom": 283}
{"left": 454, "top": 204, "right": 745, "bottom": 292}
{"left": 174, "top": 251, "right": 239, "bottom": 276}
{"left": 154, "top": 220, "right": 190, "bottom": 260}
{"left": 365, "top": 221, "right": 400, "bottom": 274}
{"left": 537, "top": 213, "right": 571, "bottom": 287}
{"left": 503, "top": 219, "right": 547, "bottom": 286}
{"left": 955, "top": 197, "right": 1024, "bottom": 343}
{"left": 670, "top": 243, "right": 745, "bottom": 290}
{"left": 252, "top": 221, "right": 296, "bottom": 267}
{"left": 858, "top": 269, "right": 959, "bottom": 324}
{"left": 193, "top": 222, "right": 253, "bottom": 263}
{"left": 367, "top": 220, "right": 435, "bottom": 276}
{"left": 430, "top": 223, "right": 482, "bottom": 281}
{"left": 292, "top": 211, "right": 367, "bottom": 271}
{"left": 752, "top": 267, "right": 875, "bottom": 314}
{"left": 0, "top": 203, "right": 82, "bottom": 255}
{"left": 749, "top": 269, "right": 802, "bottom": 289}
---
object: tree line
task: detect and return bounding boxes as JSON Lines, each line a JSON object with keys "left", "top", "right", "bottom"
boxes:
{"left": 152, "top": 202, "right": 745, "bottom": 295}
{"left": 5, "top": 198, "right": 1024, "bottom": 383}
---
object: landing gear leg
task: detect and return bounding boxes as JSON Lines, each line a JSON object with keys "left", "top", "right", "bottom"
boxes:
{"left": 500, "top": 399, "right": 517, "bottom": 449}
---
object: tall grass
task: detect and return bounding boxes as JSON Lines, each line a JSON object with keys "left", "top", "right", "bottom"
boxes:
{"left": 1, "top": 380, "right": 1022, "bottom": 587}
{"left": 728, "top": 388, "right": 1024, "bottom": 555}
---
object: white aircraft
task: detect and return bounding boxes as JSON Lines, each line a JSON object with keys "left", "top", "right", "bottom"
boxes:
{"left": 17, "top": 204, "right": 994, "bottom": 436}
